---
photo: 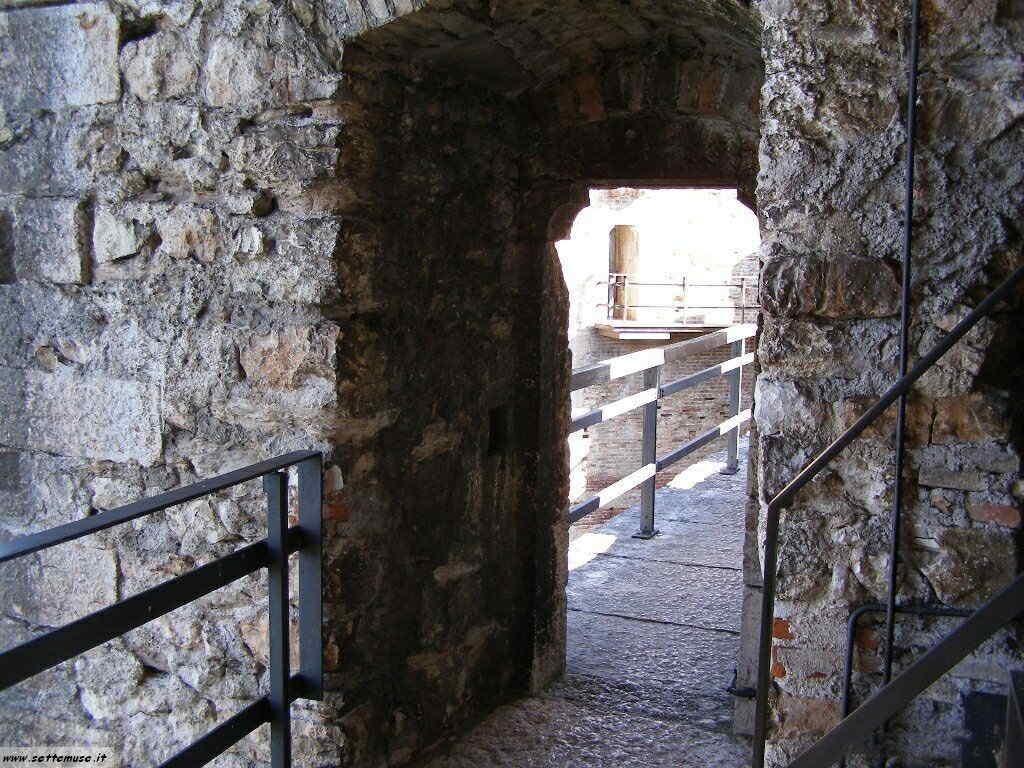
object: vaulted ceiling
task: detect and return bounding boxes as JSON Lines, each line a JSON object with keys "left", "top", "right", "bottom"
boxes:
{"left": 348, "top": 0, "right": 761, "bottom": 95}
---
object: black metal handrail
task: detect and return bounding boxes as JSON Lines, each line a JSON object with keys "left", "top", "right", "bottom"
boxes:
{"left": 0, "top": 451, "right": 323, "bottom": 768}
{"left": 751, "top": 263, "right": 1024, "bottom": 767}
{"left": 788, "top": 572, "right": 1024, "bottom": 768}
{"left": 567, "top": 323, "right": 756, "bottom": 536}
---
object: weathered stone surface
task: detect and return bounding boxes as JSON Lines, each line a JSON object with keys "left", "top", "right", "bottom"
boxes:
{"left": 228, "top": 218, "right": 340, "bottom": 304}
{"left": 753, "top": 377, "right": 828, "bottom": 438}
{"left": 1, "top": 198, "right": 87, "bottom": 283}
{"left": 760, "top": 251, "right": 900, "bottom": 319}
{"left": 120, "top": 32, "right": 198, "bottom": 101}
{"left": 0, "top": 4, "right": 120, "bottom": 112}
{"left": 239, "top": 326, "right": 316, "bottom": 389}
{"left": 773, "top": 693, "right": 840, "bottom": 740}
{"left": 156, "top": 205, "right": 222, "bottom": 264}
{"left": 0, "top": 108, "right": 115, "bottom": 196}
{"left": 921, "top": 528, "right": 1016, "bottom": 604}
{"left": 965, "top": 445, "right": 1020, "bottom": 474}
{"left": 92, "top": 204, "right": 151, "bottom": 264}
{"left": 967, "top": 503, "right": 1021, "bottom": 528}
{"left": 930, "top": 392, "right": 1011, "bottom": 444}
{"left": 918, "top": 467, "right": 986, "bottom": 492}
{"left": 0, "top": 367, "right": 162, "bottom": 465}
{"left": 1, "top": 542, "right": 117, "bottom": 627}
{"left": 203, "top": 34, "right": 340, "bottom": 109}
{"left": 755, "top": 0, "right": 1024, "bottom": 760}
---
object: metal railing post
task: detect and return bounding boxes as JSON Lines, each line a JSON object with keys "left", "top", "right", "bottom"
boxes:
{"left": 634, "top": 364, "right": 661, "bottom": 539}
{"left": 740, "top": 277, "right": 747, "bottom": 324}
{"left": 297, "top": 454, "right": 323, "bottom": 701}
{"left": 265, "top": 472, "right": 292, "bottom": 768}
{"left": 722, "top": 339, "right": 743, "bottom": 475}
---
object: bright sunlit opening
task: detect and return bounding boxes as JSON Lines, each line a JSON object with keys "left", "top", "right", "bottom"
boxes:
{"left": 567, "top": 532, "right": 617, "bottom": 571}
{"left": 667, "top": 457, "right": 725, "bottom": 490}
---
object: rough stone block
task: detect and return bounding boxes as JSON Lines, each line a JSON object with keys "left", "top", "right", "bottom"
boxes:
{"left": 93, "top": 205, "right": 146, "bottom": 264}
{"left": 753, "top": 377, "right": 827, "bottom": 437}
{"left": 918, "top": 467, "right": 986, "bottom": 491}
{"left": 120, "top": 31, "right": 198, "bottom": 101}
{"left": 922, "top": 528, "right": 1016, "bottom": 604}
{"left": 967, "top": 446, "right": 1020, "bottom": 474}
{"left": 0, "top": 109, "right": 98, "bottom": 197}
{"left": 760, "top": 251, "right": 900, "bottom": 319}
{"left": 0, "top": 4, "right": 120, "bottom": 112}
{"left": 1, "top": 198, "right": 87, "bottom": 284}
{"left": 0, "top": 541, "right": 117, "bottom": 626}
{"left": 0, "top": 367, "right": 162, "bottom": 465}
{"left": 203, "top": 35, "right": 339, "bottom": 109}
{"left": 774, "top": 692, "right": 840, "bottom": 739}
{"left": 932, "top": 393, "right": 1009, "bottom": 444}
{"left": 967, "top": 503, "right": 1021, "bottom": 528}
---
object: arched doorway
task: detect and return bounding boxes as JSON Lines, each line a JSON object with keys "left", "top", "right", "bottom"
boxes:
{"left": 326, "top": 2, "right": 764, "bottom": 763}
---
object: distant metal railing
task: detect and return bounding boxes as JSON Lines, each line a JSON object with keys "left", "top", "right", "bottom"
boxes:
{"left": 567, "top": 323, "right": 756, "bottom": 536}
{"left": 0, "top": 452, "right": 323, "bottom": 768}
{"left": 602, "top": 273, "right": 760, "bottom": 324}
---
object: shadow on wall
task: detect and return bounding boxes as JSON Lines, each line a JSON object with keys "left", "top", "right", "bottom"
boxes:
{"left": 330, "top": 3, "right": 764, "bottom": 759}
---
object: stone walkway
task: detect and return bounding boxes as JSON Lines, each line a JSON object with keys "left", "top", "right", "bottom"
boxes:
{"left": 425, "top": 442, "right": 751, "bottom": 767}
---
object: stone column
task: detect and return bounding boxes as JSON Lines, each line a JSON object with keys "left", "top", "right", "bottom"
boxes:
{"left": 608, "top": 224, "right": 640, "bottom": 321}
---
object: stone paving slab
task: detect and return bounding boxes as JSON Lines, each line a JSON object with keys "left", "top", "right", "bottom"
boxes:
{"left": 656, "top": 486, "right": 749, "bottom": 527}
{"left": 572, "top": 514, "right": 743, "bottom": 570}
{"left": 556, "top": 610, "right": 740, "bottom": 727}
{"left": 427, "top": 440, "right": 751, "bottom": 767}
{"left": 567, "top": 556, "right": 743, "bottom": 633}
{"left": 421, "top": 695, "right": 749, "bottom": 768}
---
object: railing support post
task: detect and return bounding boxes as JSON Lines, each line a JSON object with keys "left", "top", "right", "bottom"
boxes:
{"left": 633, "top": 364, "right": 661, "bottom": 539}
{"left": 265, "top": 472, "right": 291, "bottom": 768}
{"left": 297, "top": 454, "right": 323, "bottom": 701}
{"left": 721, "top": 339, "right": 743, "bottom": 475}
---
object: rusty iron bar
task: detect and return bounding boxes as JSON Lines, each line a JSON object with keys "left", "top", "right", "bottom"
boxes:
{"left": 884, "top": 0, "right": 922, "bottom": 694}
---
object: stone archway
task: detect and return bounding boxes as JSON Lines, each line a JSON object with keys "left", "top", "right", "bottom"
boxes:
{"left": 323, "top": 3, "right": 764, "bottom": 763}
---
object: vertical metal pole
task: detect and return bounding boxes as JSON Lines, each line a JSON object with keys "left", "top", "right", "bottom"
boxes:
{"left": 722, "top": 339, "right": 743, "bottom": 475}
{"left": 297, "top": 454, "right": 323, "bottom": 701}
{"left": 884, "top": 0, "right": 922, "bottom": 689}
{"left": 681, "top": 276, "right": 688, "bottom": 325}
{"left": 752, "top": 498, "right": 781, "bottom": 768}
{"left": 740, "top": 277, "right": 746, "bottom": 324}
{"left": 265, "top": 472, "right": 291, "bottom": 768}
{"left": 633, "top": 364, "right": 661, "bottom": 539}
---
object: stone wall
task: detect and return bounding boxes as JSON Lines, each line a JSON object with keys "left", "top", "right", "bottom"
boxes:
{"left": 0, "top": 0, "right": 767, "bottom": 766}
{"left": 0, "top": 1, "right": 349, "bottom": 764}
{"left": 752, "top": 1, "right": 1024, "bottom": 764}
